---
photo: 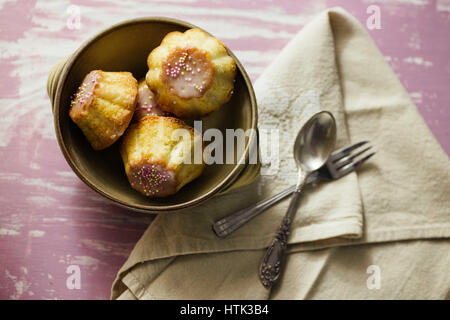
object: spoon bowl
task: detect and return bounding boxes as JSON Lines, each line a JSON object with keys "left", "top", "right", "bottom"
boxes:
{"left": 294, "top": 111, "right": 337, "bottom": 173}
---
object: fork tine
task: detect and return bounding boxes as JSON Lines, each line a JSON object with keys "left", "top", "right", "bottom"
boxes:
{"left": 334, "top": 146, "right": 373, "bottom": 170}
{"left": 329, "top": 141, "right": 369, "bottom": 162}
{"left": 337, "top": 152, "right": 376, "bottom": 177}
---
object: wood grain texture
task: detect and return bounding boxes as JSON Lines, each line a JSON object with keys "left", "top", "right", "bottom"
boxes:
{"left": 0, "top": 0, "right": 449, "bottom": 299}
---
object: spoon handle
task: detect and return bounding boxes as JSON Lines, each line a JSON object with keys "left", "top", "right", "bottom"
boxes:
{"left": 259, "top": 189, "right": 302, "bottom": 288}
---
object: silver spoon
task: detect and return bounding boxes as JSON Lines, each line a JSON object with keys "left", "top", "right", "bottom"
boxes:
{"left": 259, "top": 111, "right": 336, "bottom": 288}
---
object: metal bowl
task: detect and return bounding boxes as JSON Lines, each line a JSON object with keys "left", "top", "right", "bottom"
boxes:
{"left": 47, "top": 17, "right": 259, "bottom": 213}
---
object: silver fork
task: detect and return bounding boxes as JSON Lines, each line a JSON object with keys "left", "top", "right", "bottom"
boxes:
{"left": 213, "top": 141, "right": 375, "bottom": 238}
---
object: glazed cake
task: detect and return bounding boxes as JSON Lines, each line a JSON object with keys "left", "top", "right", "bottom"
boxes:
{"left": 146, "top": 28, "right": 236, "bottom": 119}
{"left": 120, "top": 115, "right": 205, "bottom": 197}
{"left": 69, "top": 70, "right": 138, "bottom": 150}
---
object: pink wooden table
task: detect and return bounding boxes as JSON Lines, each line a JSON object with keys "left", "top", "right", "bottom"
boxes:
{"left": 0, "top": 0, "right": 449, "bottom": 299}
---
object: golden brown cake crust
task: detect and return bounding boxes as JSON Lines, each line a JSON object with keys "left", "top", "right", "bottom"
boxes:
{"left": 69, "top": 70, "right": 138, "bottom": 150}
{"left": 146, "top": 28, "right": 236, "bottom": 119}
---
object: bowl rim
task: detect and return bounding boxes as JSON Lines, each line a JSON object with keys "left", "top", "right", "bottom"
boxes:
{"left": 54, "top": 16, "right": 258, "bottom": 213}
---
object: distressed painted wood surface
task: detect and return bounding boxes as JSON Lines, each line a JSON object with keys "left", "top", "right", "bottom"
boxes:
{"left": 0, "top": 0, "right": 449, "bottom": 299}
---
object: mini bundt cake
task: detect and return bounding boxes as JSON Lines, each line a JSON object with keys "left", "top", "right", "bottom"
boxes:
{"left": 146, "top": 28, "right": 236, "bottom": 119}
{"left": 120, "top": 115, "right": 205, "bottom": 197}
{"left": 69, "top": 70, "right": 138, "bottom": 150}
{"left": 132, "top": 79, "right": 169, "bottom": 122}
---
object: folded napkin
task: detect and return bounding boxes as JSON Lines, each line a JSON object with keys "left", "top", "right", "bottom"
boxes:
{"left": 111, "top": 8, "right": 450, "bottom": 299}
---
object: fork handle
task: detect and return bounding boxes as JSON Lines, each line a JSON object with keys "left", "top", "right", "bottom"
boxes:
{"left": 212, "top": 173, "right": 318, "bottom": 238}
{"left": 213, "top": 185, "right": 296, "bottom": 238}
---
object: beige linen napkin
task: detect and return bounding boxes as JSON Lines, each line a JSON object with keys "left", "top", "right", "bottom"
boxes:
{"left": 111, "top": 8, "right": 450, "bottom": 300}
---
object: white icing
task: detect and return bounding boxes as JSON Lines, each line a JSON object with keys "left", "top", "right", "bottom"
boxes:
{"left": 163, "top": 48, "right": 213, "bottom": 99}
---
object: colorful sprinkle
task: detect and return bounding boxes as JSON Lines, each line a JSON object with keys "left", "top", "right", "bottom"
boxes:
{"left": 130, "top": 164, "right": 173, "bottom": 196}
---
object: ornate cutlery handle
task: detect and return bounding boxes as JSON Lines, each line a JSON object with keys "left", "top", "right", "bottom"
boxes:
{"left": 259, "top": 190, "right": 302, "bottom": 288}
{"left": 212, "top": 172, "right": 318, "bottom": 238}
